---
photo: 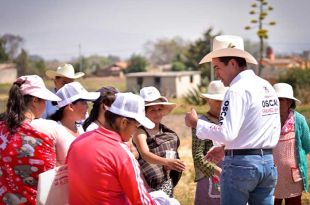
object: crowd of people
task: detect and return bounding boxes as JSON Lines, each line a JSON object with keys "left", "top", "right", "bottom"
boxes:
{"left": 0, "top": 34, "right": 309, "bottom": 205}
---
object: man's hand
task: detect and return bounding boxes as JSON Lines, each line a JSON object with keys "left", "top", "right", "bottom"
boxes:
{"left": 185, "top": 108, "right": 198, "bottom": 128}
{"left": 205, "top": 145, "right": 225, "bottom": 163}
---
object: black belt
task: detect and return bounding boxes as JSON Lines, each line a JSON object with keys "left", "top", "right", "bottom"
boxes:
{"left": 225, "top": 149, "right": 272, "bottom": 156}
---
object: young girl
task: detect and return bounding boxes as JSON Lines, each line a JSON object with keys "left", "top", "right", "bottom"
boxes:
{"left": 133, "top": 86, "right": 186, "bottom": 197}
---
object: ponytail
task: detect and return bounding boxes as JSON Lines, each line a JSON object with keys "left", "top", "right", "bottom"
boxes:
{"left": 0, "top": 82, "right": 33, "bottom": 133}
{"left": 83, "top": 92, "right": 117, "bottom": 130}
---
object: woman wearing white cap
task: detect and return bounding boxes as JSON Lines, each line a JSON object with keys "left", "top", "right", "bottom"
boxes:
{"left": 67, "top": 92, "right": 156, "bottom": 204}
{"left": 272, "top": 83, "right": 310, "bottom": 205}
{"left": 192, "top": 80, "right": 228, "bottom": 205}
{"left": 82, "top": 86, "right": 140, "bottom": 159}
{"left": 49, "top": 81, "right": 100, "bottom": 138}
{"left": 0, "top": 75, "right": 61, "bottom": 204}
{"left": 83, "top": 86, "right": 119, "bottom": 131}
{"left": 133, "top": 86, "right": 186, "bottom": 197}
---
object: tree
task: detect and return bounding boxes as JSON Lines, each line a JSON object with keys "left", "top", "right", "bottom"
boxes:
{"left": 74, "top": 56, "right": 89, "bottom": 74}
{"left": 72, "top": 55, "right": 122, "bottom": 75}
{"left": 182, "top": 27, "right": 221, "bottom": 84}
{"left": 32, "top": 59, "right": 46, "bottom": 76}
{"left": 171, "top": 61, "right": 186, "bottom": 71}
{"left": 144, "top": 37, "right": 188, "bottom": 65}
{"left": 15, "top": 49, "right": 29, "bottom": 76}
{"left": 0, "top": 38, "right": 9, "bottom": 63}
{"left": 245, "top": 0, "right": 276, "bottom": 76}
{"left": 126, "top": 54, "right": 148, "bottom": 73}
{"left": 1, "top": 34, "right": 24, "bottom": 60}
{"left": 107, "top": 55, "right": 121, "bottom": 63}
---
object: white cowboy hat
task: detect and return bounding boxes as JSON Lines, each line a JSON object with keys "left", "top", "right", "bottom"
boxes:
{"left": 46, "top": 64, "right": 85, "bottom": 79}
{"left": 273, "top": 83, "right": 301, "bottom": 103}
{"left": 140, "top": 86, "right": 176, "bottom": 116}
{"left": 201, "top": 80, "right": 228, "bottom": 101}
{"left": 199, "top": 35, "right": 258, "bottom": 65}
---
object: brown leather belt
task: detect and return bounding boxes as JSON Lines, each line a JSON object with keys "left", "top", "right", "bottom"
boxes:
{"left": 225, "top": 149, "right": 272, "bottom": 156}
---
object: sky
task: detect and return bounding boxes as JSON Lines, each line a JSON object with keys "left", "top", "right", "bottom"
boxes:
{"left": 0, "top": 0, "right": 309, "bottom": 61}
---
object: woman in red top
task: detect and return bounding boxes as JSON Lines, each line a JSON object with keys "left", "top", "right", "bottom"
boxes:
{"left": 0, "top": 75, "right": 60, "bottom": 205}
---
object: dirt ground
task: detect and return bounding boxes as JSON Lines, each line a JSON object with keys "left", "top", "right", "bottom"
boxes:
{"left": 162, "top": 114, "right": 310, "bottom": 205}
{"left": 162, "top": 114, "right": 196, "bottom": 204}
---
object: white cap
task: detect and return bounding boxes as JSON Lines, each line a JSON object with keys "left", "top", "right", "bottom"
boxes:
{"left": 139, "top": 86, "right": 176, "bottom": 115}
{"left": 55, "top": 82, "right": 100, "bottom": 108}
{"left": 15, "top": 75, "right": 61, "bottom": 101}
{"left": 140, "top": 86, "right": 167, "bottom": 102}
{"left": 108, "top": 92, "right": 155, "bottom": 129}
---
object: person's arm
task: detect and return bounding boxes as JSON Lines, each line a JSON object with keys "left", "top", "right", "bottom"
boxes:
{"left": 297, "top": 113, "right": 310, "bottom": 154}
{"left": 118, "top": 147, "right": 155, "bottom": 205}
{"left": 133, "top": 129, "right": 185, "bottom": 172}
{"left": 54, "top": 124, "right": 75, "bottom": 165}
{"left": 192, "top": 128, "right": 220, "bottom": 178}
{"left": 126, "top": 140, "right": 139, "bottom": 159}
{"left": 196, "top": 90, "right": 246, "bottom": 144}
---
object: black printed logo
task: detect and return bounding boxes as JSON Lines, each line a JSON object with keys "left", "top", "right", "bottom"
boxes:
{"left": 219, "top": 100, "right": 229, "bottom": 125}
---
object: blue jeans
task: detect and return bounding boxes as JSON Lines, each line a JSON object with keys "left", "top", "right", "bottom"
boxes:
{"left": 220, "top": 154, "right": 278, "bottom": 205}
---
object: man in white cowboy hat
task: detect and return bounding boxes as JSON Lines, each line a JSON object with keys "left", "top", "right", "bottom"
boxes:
{"left": 42, "top": 64, "right": 85, "bottom": 118}
{"left": 185, "top": 35, "right": 281, "bottom": 205}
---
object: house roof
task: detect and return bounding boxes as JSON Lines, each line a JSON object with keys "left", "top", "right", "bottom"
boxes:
{"left": 114, "top": 61, "right": 128, "bottom": 69}
{"left": 126, "top": 71, "right": 201, "bottom": 77}
{"left": 262, "top": 58, "right": 301, "bottom": 68}
{"left": 0, "top": 63, "right": 16, "bottom": 70}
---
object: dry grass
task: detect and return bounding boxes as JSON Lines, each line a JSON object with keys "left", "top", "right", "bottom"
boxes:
{"left": 163, "top": 114, "right": 310, "bottom": 205}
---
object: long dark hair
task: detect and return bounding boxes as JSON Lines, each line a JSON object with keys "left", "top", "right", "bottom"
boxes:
{"left": 83, "top": 87, "right": 118, "bottom": 130}
{"left": 0, "top": 82, "right": 33, "bottom": 133}
{"left": 104, "top": 110, "right": 134, "bottom": 132}
{"left": 49, "top": 99, "right": 83, "bottom": 122}
{"left": 49, "top": 106, "right": 65, "bottom": 122}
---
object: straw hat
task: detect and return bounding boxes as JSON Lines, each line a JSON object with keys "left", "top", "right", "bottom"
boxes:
{"left": 201, "top": 80, "right": 228, "bottom": 101}
{"left": 199, "top": 35, "right": 258, "bottom": 65}
{"left": 273, "top": 83, "right": 300, "bottom": 103}
{"left": 140, "top": 86, "right": 176, "bottom": 116}
{"left": 46, "top": 64, "right": 85, "bottom": 79}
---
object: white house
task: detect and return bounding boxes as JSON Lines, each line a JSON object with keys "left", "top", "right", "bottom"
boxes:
{"left": 0, "top": 63, "right": 17, "bottom": 84}
{"left": 126, "top": 71, "right": 201, "bottom": 98}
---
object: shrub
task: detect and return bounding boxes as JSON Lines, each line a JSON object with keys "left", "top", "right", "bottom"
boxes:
{"left": 278, "top": 68, "right": 310, "bottom": 104}
{"left": 184, "top": 88, "right": 206, "bottom": 106}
